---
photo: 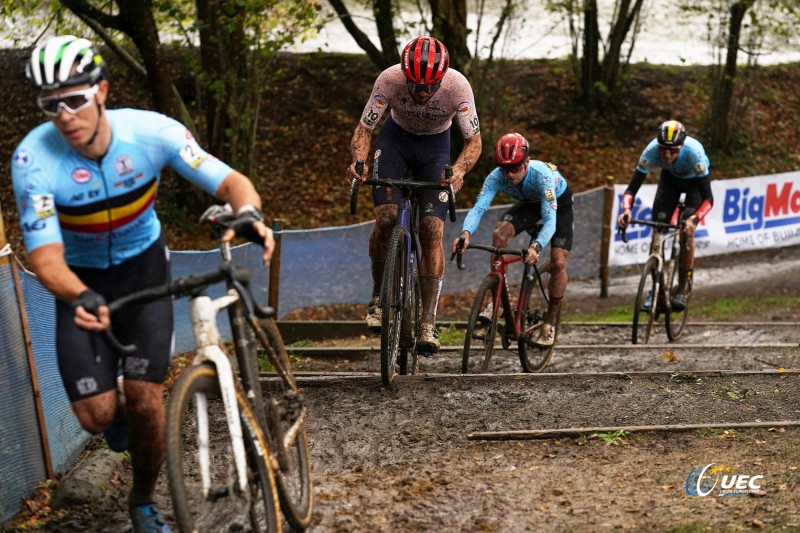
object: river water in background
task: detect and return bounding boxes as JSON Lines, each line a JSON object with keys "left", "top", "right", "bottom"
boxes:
{"left": 289, "top": 0, "right": 800, "bottom": 66}
{"left": 2, "top": 1, "right": 797, "bottom": 65}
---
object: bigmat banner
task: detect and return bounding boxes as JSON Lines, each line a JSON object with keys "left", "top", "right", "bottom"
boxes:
{"left": 609, "top": 171, "right": 800, "bottom": 266}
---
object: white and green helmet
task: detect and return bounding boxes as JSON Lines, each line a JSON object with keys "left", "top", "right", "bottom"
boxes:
{"left": 27, "top": 35, "right": 107, "bottom": 91}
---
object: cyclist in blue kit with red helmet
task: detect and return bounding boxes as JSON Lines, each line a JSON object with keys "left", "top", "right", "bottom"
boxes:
{"left": 617, "top": 120, "right": 713, "bottom": 310}
{"left": 453, "top": 132, "right": 574, "bottom": 348}
{"left": 11, "top": 35, "right": 275, "bottom": 532}
{"left": 346, "top": 36, "right": 482, "bottom": 354}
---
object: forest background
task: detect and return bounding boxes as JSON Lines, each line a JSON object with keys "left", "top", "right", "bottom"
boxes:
{"left": 0, "top": 0, "right": 798, "bottom": 257}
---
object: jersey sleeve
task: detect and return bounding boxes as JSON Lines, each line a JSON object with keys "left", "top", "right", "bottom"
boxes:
{"left": 462, "top": 171, "right": 501, "bottom": 234}
{"left": 451, "top": 73, "right": 480, "bottom": 139}
{"left": 11, "top": 146, "right": 63, "bottom": 253}
{"left": 534, "top": 169, "right": 559, "bottom": 248}
{"left": 144, "top": 112, "right": 234, "bottom": 196}
{"left": 359, "top": 69, "right": 392, "bottom": 130}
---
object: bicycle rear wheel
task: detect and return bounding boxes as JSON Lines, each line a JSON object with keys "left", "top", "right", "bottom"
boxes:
{"left": 518, "top": 262, "right": 557, "bottom": 373}
{"left": 632, "top": 257, "right": 660, "bottom": 345}
{"left": 166, "top": 363, "right": 281, "bottom": 533}
{"left": 253, "top": 318, "right": 314, "bottom": 530}
{"left": 380, "top": 226, "right": 407, "bottom": 385}
{"left": 462, "top": 275, "right": 499, "bottom": 373}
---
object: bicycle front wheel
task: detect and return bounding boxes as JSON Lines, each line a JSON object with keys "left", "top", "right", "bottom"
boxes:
{"left": 632, "top": 257, "right": 660, "bottom": 345}
{"left": 398, "top": 273, "right": 420, "bottom": 376}
{"left": 166, "top": 364, "right": 281, "bottom": 533}
{"left": 664, "top": 260, "right": 689, "bottom": 341}
{"left": 462, "top": 275, "right": 499, "bottom": 373}
{"left": 254, "top": 318, "right": 314, "bottom": 530}
{"left": 380, "top": 226, "right": 407, "bottom": 385}
{"left": 518, "top": 262, "right": 557, "bottom": 373}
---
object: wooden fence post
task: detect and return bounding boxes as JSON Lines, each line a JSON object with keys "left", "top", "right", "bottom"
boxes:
{"left": 599, "top": 175, "right": 615, "bottom": 298}
{"left": 0, "top": 204, "right": 55, "bottom": 478}
{"left": 268, "top": 219, "right": 285, "bottom": 315}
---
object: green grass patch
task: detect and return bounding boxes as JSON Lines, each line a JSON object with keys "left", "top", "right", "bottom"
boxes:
{"left": 437, "top": 323, "right": 465, "bottom": 346}
{"left": 692, "top": 295, "right": 795, "bottom": 321}
{"left": 566, "top": 305, "right": 632, "bottom": 323}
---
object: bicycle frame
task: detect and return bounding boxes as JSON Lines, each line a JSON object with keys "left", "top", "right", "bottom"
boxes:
{"left": 187, "top": 291, "right": 253, "bottom": 498}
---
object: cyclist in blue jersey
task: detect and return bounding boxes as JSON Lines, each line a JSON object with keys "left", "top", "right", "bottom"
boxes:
{"left": 11, "top": 35, "right": 274, "bottom": 533}
{"left": 617, "top": 120, "right": 713, "bottom": 311}
{"left": 452, "top": 133, "right": 574, "bottom": 348}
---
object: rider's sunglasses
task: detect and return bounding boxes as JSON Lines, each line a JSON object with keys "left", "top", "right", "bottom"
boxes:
{"left": 37, "top": 85, "right": 100, "bottom": 117}
{"left": 658, "top": 145, "right": 682, "bottom": 155}
{"left": 500, "top": 162, "right": 525, "bottom": 174}
{"left": 406, "top": 79, "right": 441, "bottom": 94}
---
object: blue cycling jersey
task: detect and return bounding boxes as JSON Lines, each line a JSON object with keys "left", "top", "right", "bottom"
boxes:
{"left": 462, "top": 160, "right": 568, "bottom": 249}
{"left": 11, "top": 109, "right": 233, "bottom": 268}
{"left": 636, "top": 136, "right": 710, "bottom": 178}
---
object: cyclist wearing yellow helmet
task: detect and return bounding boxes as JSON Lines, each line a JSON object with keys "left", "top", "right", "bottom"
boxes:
{"left": 618, "top": 120, "right": 713, "bottom": 310}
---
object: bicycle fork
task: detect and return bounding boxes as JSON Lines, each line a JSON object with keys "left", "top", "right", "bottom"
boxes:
{"left": 189, "top": 293, "right": 252, "bottom": 500}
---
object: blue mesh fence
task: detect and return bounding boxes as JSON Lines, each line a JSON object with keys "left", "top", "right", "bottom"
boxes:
{"left": 190, "top": 187, "right": 607, "bottom": 321}
{"left": 20, "top": 271, "right": 90, "bottom": 473}
{"left": 0, "top": 263, "right": 47, "bottom": 526}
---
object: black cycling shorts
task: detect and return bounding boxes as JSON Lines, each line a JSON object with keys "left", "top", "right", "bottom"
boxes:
{"left": 371, "top": 115, "right": 452, "bottom": 221}
{"left": 652, "top": 170, "right": 711, "bottom": 225}
{"left": 56, "top": 233, "right": 173, "bottom": 401}
{"left": 499, "top": 186, "right": 575, "bottom": 251}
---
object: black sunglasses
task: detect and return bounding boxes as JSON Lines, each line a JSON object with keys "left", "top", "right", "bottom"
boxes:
{"left": 406, "top": 80, "right": 441, "bottom": 94}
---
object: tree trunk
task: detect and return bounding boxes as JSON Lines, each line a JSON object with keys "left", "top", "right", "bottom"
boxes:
{"left": 599, "top": 0, "right": 644, "bottom": 100}
{"left": 710, "top": 0, "right": 754, "bottom": 149}
{"left": 430, "top": 0, "right": 471, "bottom": 71}
{"left": 327, "top": 0, "right": 393, "bottom": 69}
{"left": 580, "top": 0, "right": 600, "bottom": 108}
{"left": 373, "top": 0, "right": 399, "bottom": 66}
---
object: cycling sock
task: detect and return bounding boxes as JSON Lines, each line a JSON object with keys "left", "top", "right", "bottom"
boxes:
{"left": 546, "top": 295, "right": 563, "bottom": 326}
{"left": 128, "top": 465, "right": 162, "bottom": 507}
{"left": 370, "top": 260, "right": 385, "bottom": 300}
{"left": 678, "top": 268, "right": 693, "bottom": 294}
{"left": 419, "top": 276, "right": 443, "bottom": 325}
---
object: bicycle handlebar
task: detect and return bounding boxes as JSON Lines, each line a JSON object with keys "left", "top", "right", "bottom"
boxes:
{"left": 103, "top": 211, "right": 275, "bottom": 355}
{"left": 349, "top": 159, "right": 457, "bottom": 222}
{"left": 617, "top": 218, "right": 684, "bottom": 243}
{"left": 449, "top": 237, "right": 527, "bottom": 270}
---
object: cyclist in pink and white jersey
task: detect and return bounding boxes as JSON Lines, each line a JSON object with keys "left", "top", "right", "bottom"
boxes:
{"left": 346, "top": 36, "right": 482, "bottom": 354}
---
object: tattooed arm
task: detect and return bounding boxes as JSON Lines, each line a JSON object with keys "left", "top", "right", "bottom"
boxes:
{"left": 447, "top": 134, "right": 482, "bottom": 193}
{"left": 347, "top": 124, "right": 373, "bottom": 182}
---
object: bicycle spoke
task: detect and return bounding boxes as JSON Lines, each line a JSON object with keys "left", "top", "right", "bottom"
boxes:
{"left": 518, "top": 263, "right": 556, "bottom": 373}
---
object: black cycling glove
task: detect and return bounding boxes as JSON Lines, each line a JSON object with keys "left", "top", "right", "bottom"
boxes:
{"left": 71, "top": 289, "right": 106, "bottom": 317}
{"left": 229, "top": 206, "right": 265, "bottom": 245}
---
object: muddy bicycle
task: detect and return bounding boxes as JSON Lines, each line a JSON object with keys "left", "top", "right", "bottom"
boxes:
{"left": 451, "top": 232, "right": 557, "bottom": 373}
{"left": 350, "top": 160, "right": 456, "bottom": 385}
{"left": 618, "top": 193, "right": 691, "bottom": 344}
{"left": 104, "top": 205, "right": 312, "bottom": 532}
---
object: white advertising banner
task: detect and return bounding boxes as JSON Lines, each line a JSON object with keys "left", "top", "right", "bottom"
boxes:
{"left": 609, "top": 170, "right": 800, "bottom": 266}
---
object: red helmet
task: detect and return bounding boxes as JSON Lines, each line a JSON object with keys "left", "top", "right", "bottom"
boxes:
{"left": 495, "top": 133, "right": 530, "bottom": 165}
{"left": 401, "top": 37, "right": 449, "bottom": 89}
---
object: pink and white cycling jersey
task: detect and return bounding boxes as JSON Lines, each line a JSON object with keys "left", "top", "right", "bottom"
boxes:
{"left": 359, "top": 65, "right": 480, "bottom": 138}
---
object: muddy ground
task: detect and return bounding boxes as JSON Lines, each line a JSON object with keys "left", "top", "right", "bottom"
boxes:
{"left": 14, "top": 245, "right": 800, "bottom": 533}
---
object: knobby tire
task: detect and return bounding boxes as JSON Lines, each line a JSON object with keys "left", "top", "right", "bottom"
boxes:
{"left": 518, "top": 261, "right": 557, "bottom": 373}
{"left": 253, "top": 318, "right": 314, "bottom": 530}
{"left": 380, "top": 226, "right": 406, "bottom": 385}
{"left": 632, "top": 257, "right": 660, "bottom": 345}
{"left": 166, "top": 364, "right": 281, "bottom": 533}
{"left": 462, "top": 275, "right": 499, "bottom": 373}
{"left": 664, "top": 253, "right": 689, "bottom": 341}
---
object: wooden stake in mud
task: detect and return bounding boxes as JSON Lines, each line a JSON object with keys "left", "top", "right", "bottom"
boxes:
{"left": 269, "top": 218, "right": 285, "bottom": 315}
{"left": 467, "top": 420, "right": 800, "bottom": 441}
{"left": 599, "top": 175, "right": 614, "bottom": 298}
